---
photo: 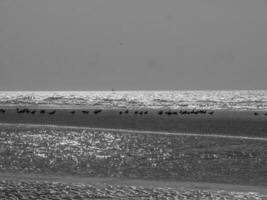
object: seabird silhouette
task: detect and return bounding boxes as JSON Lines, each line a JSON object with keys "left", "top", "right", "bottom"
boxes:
{"left": 125, "top": 110, "right": 129, "bottom": 114}
{"left": 139, "top": 111, "right": 143, "bottom": 115}
{"left": 70, "top": 111, "right": 76, "bottom": 114}
{"left": 199, "top": 110, "right": 207, "bottom": 114}
{"left": 144, "top": 111, "right": 148, "bottom": 115}
{"left": 254, "top": 112, "right": 259, "bottom": 116}
{"left": 0, "top": 109, "right": 5, "bottom": 113}
{"left": 134, "top": 111, "right": 138, "bottom": 114}
{"left": 208, "top": 111, "right": 214, "bottom": 115}
{"left": 179, "top": 110, "right": 186, "bottom": 115}
{"left": 17, "top": 109, "right": 25, "bottom": 114}
{"left": 94, "top": 109, "right": 102, "bottom": 114}
{"left": 40, "top": 110, "right": 45, "bottom": 114}
{"left": 191, "top": 109, "right": 198, "bottom": 114}
{"left": 119, "top": 111, "right": 122, "bottom": 115}
{"left": 82, "top": 110, "right": 89, "bottom": 114}
{"left": 265, "top": 113, "right": 267, "bottom": 116}
{"left": 48, "top": 110, "right": 56, "bottom": 115}
{"left": 31, "top": 110, "right": 36, "bottom": 114}
{"left": 158, "top": 111, "right": 163, "bottom": 115}
{"left": 165, "top": 111, "right": 172, "bottom": 115}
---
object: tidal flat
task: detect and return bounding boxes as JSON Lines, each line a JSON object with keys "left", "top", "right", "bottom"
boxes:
{"left": 0, "top": 106, "right": 267, "bottom": 199}
{"left": 0, "top": 124, "right": 267, "bottom": 186}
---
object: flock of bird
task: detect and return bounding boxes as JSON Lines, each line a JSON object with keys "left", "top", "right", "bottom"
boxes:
{"left": 0, "top": 108, "right": 214, "bottom": 116}
{"left": 0, "top": 108, "right": 104, "bottom": 115}
{"left": 0, "top": 108, "right": 267, "bottom": 116}
{"left": 157, "top": 109, "right": 214, "bottom": 115}
{"left": 13, "top": 108, "right": 103, "bottom": 115}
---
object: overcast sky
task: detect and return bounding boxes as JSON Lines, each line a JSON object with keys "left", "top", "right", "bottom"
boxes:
{"left": 0, "top": 0, "right": 267, "bottom": 90}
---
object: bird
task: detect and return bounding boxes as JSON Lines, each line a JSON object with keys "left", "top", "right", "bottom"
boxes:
{"left": 165, "top": 111, "right": 172, "bottom": 115}
{"left": 144, "top": 111, "right": 148, "bottom": 115}
{"left": 191, "top": 109, "right": 198, "bottom": 115}
{"left": 70, "top": 111, "right": 76, "bottom": 114}
{"left": 125, "top": 110, "right": 129, "bottom": 114}
{"left": 40, "top": 110, "right": 45, "bottom": 114}
{"left": 199, "top": 110, "right": 207, "bottom": 114}
{"left": 82, "top": 110, "right": 89, "bottom": 114}
{"left": 139, "top": 111, "right": 143, "bottom": 115}
{"left": 179, "top": 110, "right": 187, "bottom": 115}
{"left": 17, "top": 109, "right": 25, "bottom": 114}
{"left": 94, "top": 109, "right": 102, "bottom": 114}
{"left": 31, "top": 110, "right": 36, "bottom": 114}
{"left": 265, "top": 113, "right": 267, "bottom": 116}
{"left": 25, "top": 109, "right": 30, "bottom": 113}
{"left": 208, "top": 111, "right": 214, "bottom": 115}
{"left": 172, "top": 111, "right": 178, "bottom": 115}
{"left": 134, "top": 111, "right": 138, "bottom": 114}
{"left": 119, "top": 111, "right": 123, "bottom": 115}
{"left": 48, "top": 110, "right": 56, "bottom": 115}
{"left": 158, "top": 111, "right": 163, "bottom": 115}
{"left": 254, "top": 112, "right": 259, "bottom": 116}
{"left": 0, "top": 109, "right": 5, "bottom": 113}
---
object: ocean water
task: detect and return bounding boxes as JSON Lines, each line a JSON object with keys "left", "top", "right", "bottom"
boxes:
{"left": 0, "top": 90, "right": 267, "bottom": 111}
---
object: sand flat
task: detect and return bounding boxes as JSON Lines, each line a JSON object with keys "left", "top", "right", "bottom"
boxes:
{"left": 0, "top": 123, "right": 266, "bottom": 186}
{"left": 1, "top": 107, "right": 267, "bottom": 197}
{"left": 0, "top": 107, "right": 267, "bottom": 137}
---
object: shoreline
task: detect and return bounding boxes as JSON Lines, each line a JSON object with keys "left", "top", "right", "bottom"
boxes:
{"left": 1, "top": 107, "right": 267, "bottom": 137}
{"left": 1, "top": 104, "right": 267, "bottom": 111}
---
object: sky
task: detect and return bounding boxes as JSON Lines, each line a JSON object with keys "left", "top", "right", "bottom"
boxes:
{"left": 0, "top": 0, "right": 267, "bottom": 90}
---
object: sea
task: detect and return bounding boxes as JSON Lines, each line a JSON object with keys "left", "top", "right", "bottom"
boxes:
{"left": 0, "top": 90, "right": 267, "bottom": 111}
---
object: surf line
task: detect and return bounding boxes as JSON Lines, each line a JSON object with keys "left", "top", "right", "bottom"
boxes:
{"left": 0, "top": 122, "right": 267, "bottom": 141}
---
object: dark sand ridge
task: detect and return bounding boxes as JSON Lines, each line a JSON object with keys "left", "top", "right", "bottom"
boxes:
{"left": 1, "top": 123, "right": 267, "bottom": 141}
{"left": 0, "top": 107, "right": 267, "bottom": 137}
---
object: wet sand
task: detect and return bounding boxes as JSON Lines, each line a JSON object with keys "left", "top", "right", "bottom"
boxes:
{"left": 1, "top": 123, "right": 266, "bottom": 186}
{"left": 1, "top": 108, "right": 267, "bottom": 198}
{"left": 0, "top": 107, "right": 267, "bottom": 137}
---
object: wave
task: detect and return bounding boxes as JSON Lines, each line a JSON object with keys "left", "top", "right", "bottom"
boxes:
{"left": 0, "top": 90, "right": 267, "bottom": 110}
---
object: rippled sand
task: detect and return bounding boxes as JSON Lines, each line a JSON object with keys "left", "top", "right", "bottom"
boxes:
{"left": 1, "top": 179, "right": 266, "bottom": 200}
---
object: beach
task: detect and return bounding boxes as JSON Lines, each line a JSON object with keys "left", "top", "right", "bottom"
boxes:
{"left": 1, "top": 107, "right": 267, "bottom": 199}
